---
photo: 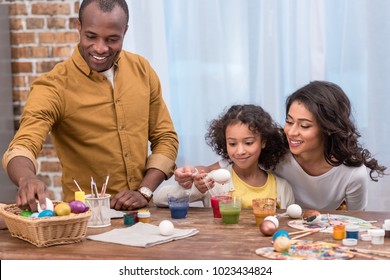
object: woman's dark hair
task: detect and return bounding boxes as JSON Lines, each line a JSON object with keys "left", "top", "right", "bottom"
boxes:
{"left": 79, "top": 0, "right": 129, "bottom": 24}
{"left": 205, "top": 104, "right": 288, "bottom": 170}
{"left": 285, "top": 80, "right": 386, "bottom": 181}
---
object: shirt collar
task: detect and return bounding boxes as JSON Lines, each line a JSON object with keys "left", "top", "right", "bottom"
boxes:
{"left": 72, "top": 44, "right": 121, "bottom": 76}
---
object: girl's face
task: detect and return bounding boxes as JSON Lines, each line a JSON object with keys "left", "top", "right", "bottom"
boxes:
{"left": 284, "top": 101, "right": 324, "bottom": 158}
{"left": 225, "top": 123, "right": 265, "bottom": 170}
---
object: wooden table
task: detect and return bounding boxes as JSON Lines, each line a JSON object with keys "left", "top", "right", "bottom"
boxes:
{"left": 1, "top": 207, "right": 390, "bottom": 260}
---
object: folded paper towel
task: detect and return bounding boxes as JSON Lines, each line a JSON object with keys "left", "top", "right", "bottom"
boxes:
{"left": 87, "top": 222, "right": 199, "bottom": 247}
{"left": 108, "top": 208, "right": 125, "bottom": 219}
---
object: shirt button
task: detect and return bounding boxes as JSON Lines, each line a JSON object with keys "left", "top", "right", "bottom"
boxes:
{"left": 124, "top": 152, "right": 128, "bottom": 157}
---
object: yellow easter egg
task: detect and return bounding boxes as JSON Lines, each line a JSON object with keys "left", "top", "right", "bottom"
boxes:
{"left": 54, "top": 202, "right": 71, "bottom": 216}
{"left": 273, "top": 236, "right": 291, "bottom": 253}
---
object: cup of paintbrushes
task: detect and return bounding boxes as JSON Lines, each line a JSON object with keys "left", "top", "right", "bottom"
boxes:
{"left": 85, "top": 194, "right": 111, "bottom": 228}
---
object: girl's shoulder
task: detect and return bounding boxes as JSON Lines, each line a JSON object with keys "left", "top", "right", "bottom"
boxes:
{"left": 218, "top": 159, "right": 230, "bottom": 168}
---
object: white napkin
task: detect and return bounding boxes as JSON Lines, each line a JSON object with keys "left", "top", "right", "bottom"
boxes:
{"left": 87, "top": 222, "right": 199, "bottom": 247}
{"left": 108, "top": 208, "right": 125, "bottom": 219}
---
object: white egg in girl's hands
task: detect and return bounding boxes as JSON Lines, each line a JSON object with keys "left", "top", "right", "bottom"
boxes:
{"left": 159, "top": 220, "right": 175, "bottom": 236}
{"left": 264, "top": 215, "right": 279, "bottom": 228}
{"left": 209, "top": 169, "right": 231, "bottom": 184}
{"left": 286, "top": 204, "right": 302, "bottom": 219}
{"left": 37, "top": 197, "right": 54, "bottom": 213}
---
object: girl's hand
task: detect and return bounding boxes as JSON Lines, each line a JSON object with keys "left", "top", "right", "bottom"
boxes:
{"left": 193, "top": 170, "right": 215, "bottom": 194}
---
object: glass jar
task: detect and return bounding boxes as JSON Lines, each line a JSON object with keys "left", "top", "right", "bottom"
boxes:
{"left": 137, "top": 210, "right": 151, "bottom": 223}
{"left": 333, "top": 224, "right": 346, "bottom": 240}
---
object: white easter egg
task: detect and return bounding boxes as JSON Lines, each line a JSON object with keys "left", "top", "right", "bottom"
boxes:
{"left": 37, "top": 197, "right": 54, "bottom": 213}
{"left": 159, "top": 220, "right": 175, "bottom": 236}
{"left": 209, "top": 169, "right": 231, "bottom": 184}
{"left": 302, "top": 210, "right": 322, "bottom": 224}
{"left": 264, "top": 215, "right": 279, "bottom": 228}
{"left": 286, "top": 204, "right": 302, "bottom": 219}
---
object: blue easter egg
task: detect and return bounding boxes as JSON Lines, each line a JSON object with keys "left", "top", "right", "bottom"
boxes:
{"left": 38, "top": 209, "right": 55, "bottom": 218}
{"left": 272, "top": 229, "right": 290, "bottom": 241}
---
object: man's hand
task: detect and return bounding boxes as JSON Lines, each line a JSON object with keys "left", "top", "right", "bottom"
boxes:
{"left": 110, "top": 189, "right": 148, "bottom": 210}
{"left": 16, "top": 175, "right": 48, "bottom": 212}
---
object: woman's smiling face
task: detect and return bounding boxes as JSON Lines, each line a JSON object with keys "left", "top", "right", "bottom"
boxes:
{"left": 284, "top": 101, "right": 325, "bottom": 158}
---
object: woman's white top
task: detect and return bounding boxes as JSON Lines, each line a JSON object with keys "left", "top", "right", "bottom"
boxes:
{"left": 272, "top": 153, "right": 368, "bottom": 210}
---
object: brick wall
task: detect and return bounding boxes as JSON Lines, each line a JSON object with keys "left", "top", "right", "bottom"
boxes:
{"left": 1, "top": 0, "right": 80, "bottom": 200}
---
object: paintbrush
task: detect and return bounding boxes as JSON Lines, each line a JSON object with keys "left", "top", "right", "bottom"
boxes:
{"left": 347, "top": 249, "right": 385, "bottom": 260}
{"left": 91, "top": 176, "right": 99, "bottom": 198}
{"left": 289, "top": 229, "right": 316, "bottom": 236}
{"left": 72, "top": 177, "right": 83, "bottom": 192}
{"left": 350, "top": 248, "right": 390, "bottom": 258}
{"left": 100, "top": 175, "right": 110, "bottom": 197}
{"left": 291, "top": 229, "right": 321, "bottom": 240}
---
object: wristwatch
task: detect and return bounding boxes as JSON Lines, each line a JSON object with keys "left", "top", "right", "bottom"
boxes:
{"left": 138, "top": 186, "right": 153, "bottom": 202}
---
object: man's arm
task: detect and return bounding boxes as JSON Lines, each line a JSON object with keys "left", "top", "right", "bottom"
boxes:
{"left": 7, "top": 156, "right": 48, "bottom": 212}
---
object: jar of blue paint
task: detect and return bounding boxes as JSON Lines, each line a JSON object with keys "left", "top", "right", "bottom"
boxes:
{"left": 345, "top": 224, "right": 359, "bottom": 240}
{"left": 167, "top": 193, "right": 190, "bottom": 219}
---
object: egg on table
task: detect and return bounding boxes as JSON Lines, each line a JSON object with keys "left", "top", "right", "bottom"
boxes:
{"left": 273, "top": 236, "right": 291, "bottom": 253}
{"left": 159, "top": 220, "right": 175, "bottom": 236}
{"left": 272, "top": 229, "right": 291, "bottom": 241}
{"left": 303, "top": 209, "right": 322, "bottom": 224}
{"left": 264, "top": 215, "right": 279, "bottom": 228}
{"left": 286, "top": 204, "right": 302, "bottom": 219}
{"left": 259, "top": 220, "right": 277, "bottom": 236}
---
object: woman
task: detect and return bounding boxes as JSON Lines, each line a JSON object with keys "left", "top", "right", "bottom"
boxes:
{"left": 274, "top": 80, "right": 386, "bottom": 210}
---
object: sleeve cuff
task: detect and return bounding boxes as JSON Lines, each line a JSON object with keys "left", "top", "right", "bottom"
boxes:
{"left": 146, "top": 153, "right": 176, "bottom": 179}
{"left": 2, "top": 145, "right": 38, "bottom": 175}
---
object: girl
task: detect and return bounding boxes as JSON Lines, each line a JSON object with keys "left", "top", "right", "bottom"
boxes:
{"left": 154, "top": 104, "right": 295, "bottom": 209}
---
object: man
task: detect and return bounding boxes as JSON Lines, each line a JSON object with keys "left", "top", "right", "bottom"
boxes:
{"left": 2, "top": 0, "right": 178, "bottom": 212}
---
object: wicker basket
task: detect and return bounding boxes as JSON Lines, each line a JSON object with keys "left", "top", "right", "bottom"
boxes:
{"left": 0, "top": 203, "right": 91, "bottom": 247}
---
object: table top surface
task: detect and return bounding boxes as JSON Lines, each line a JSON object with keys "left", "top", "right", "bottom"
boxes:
{"left": 1, "top": 207, "right": 390, "bottom": 260}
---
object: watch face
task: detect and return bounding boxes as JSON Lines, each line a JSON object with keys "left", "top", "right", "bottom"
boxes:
{"left": 140, "top": 187, "right": 152, "bottom": 197}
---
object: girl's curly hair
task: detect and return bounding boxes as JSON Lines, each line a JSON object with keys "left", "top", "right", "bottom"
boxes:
{"left": 205, "top": 104, "right": 288, "bottom": 170}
